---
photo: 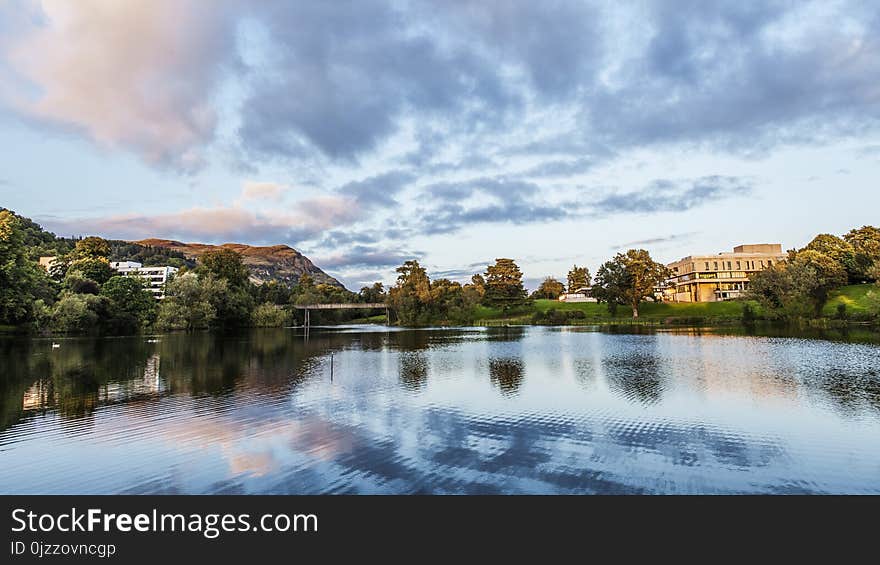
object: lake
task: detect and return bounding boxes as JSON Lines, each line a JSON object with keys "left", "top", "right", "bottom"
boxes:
{"left": 1, "top": 325, "right": 879, "bottom": 494}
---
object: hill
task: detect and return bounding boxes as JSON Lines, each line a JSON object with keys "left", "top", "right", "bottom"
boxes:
{"left": 134, "top": 239, "right": 343, "bottom": 288}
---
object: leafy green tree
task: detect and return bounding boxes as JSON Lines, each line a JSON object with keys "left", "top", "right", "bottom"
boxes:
{"left": 567, "top": 265, "right": 591, "bottom": 293}
{"left": 790, "top": 250, "right": 848, "bottom": 315}
{"left": 749, "top": 251, "right": 848, "bottom": 319}
{"left": 100, "top": 276, "right": 157, "bottom": 333}
{"left": 156, "top": 272, "right": 221, "bottom": 330}
{"left": 1, "top": 210, "right": 50, "bottom": 325}
{"left": 801, "top": 234, "right": 858, "bottom": 283}
{"left": 51, "top": 293, "right": 111, "bottom": 333}
{"left": 844, "top": 225, "right": 880, "bottom": 281}
{"left": 482, "top": 258, "right": 529, "bottom": 311}
{"left": 359, "top": 282, "right": 387, "bottom": 303}
{"left": 593, "top": 249, "right": 668, "bottom": 318}
{"left": 196, "top": 249, "right": 254, "bottom": 327}
{"left": 66, "top": 257, "right": 115, "bottom": 286}
{"left": 252, "top": 303, "right": 291, "bottom": 327}
{"left": 532, "top": 277, "right": 566, "bottom": 299}
{"left": 197, "top": 248, "right": 251, "bottom": 288}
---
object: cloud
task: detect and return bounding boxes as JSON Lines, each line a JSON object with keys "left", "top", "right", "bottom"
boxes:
{"left": 418, "top": 176, "right": 581, "bottom": 234}
{"left": 3, "top": 1, "right": 880, "bottom": 177}
{"left": 39, "top": 196, "right": 359, "bottom": 245}
{"left": 592, "top": 176, "right": 753, "bottom": 215}
{"left": 315, "top": 245, "right": 420, "bottom": 270}
{"left": 336, "top": 170, "right": 415, "bottom": 210}
{"left": 2, "top": 0, "right": 242, "bottom": 173}
{"left": 240, "top": 181, "right": 287, "bottom": 202}
{"left": 613, "top": 232, "right": 701, "bottom": 250}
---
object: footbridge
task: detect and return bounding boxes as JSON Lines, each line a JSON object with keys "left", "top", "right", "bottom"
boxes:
{"left": 293, "top": 303, "right": 389, "bottom": 329}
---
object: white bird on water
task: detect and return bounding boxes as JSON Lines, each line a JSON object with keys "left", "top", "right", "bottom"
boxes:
{"left": 51, "top": 343, "right": 60, "bottom": 349}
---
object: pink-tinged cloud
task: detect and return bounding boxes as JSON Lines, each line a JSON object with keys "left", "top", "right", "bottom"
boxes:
{"left": 39, "top": 197, "right": 361, "bottom": 245}
{"left": 4, "top": 0, "right": 240, "bottom": 172}
{"left": 241, "top": 181, "right": 287, "bottom": 202}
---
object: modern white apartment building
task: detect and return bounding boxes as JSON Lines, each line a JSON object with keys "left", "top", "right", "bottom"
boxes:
{"left": 112, "top": 262, "right": 178, "bottom": 299}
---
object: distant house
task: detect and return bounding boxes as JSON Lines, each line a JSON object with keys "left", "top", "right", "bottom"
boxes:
{"left": 558, "top": 286, "right": 597, "bottom": 303}
{"left": 38, "top": 256, "right": 57, "bottom": 270}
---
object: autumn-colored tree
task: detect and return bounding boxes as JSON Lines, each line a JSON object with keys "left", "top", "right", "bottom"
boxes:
{"left": 482, "top": 258, "right": 528, "bottom": 311}
{"left": 388, "top": 260, "right": 433, "bottom": 325}
{"left": 567, "top": 265, "right": 591, "bottom": 293}
{"left": 73, "top": 236, "right": 111, "bottom": 260}
{"left": 533, "top": 277, "right": 566, "bottom": 299}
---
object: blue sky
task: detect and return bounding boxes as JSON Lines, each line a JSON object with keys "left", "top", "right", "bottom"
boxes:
{"left": 1, "top": 1, "right": 879, "bottom": 290}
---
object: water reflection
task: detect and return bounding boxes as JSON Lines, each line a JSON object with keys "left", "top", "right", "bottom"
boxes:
{"left": 1, "top": 326, "right": 879, "bottom": 494}
{"left": 489, "top": 358, "right": 524, "bottom": 396}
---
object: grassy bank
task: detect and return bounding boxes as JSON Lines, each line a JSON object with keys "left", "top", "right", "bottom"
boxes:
{"left": 474, "top": 298, "right": 751, "bottom": 326}
{"left": 472, "top": 284, "right": 878, "bottom": 327}
{"left": 823, "top": 284, "right": 877, "bottom": 318}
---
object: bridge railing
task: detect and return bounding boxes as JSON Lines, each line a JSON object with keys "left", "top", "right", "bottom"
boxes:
{"left": 293, "top": 303, "right": 388, "bottom": 310}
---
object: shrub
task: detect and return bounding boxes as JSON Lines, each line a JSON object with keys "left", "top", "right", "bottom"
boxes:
{"left": 252, "top": 303, "right": 290, "bottom": 327}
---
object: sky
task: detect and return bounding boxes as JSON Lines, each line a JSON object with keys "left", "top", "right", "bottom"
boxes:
{"left": 1, "top": 0, "right": 879, "bottom": 291}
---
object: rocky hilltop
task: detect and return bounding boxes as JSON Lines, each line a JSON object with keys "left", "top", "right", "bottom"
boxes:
{"left": 134, "top": 239, "right": 344, "bottom": 288}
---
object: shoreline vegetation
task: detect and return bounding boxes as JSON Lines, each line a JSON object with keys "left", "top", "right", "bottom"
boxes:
{"left": 1, "top": 208, "right": 879, "bottom": 336}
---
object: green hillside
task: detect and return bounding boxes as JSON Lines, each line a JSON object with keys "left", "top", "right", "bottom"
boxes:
{"left": 823, "top": 284, "right": 878, "bottom": 317}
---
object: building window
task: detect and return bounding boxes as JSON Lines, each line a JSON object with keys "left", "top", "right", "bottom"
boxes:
{"left": 705, "top": 262, "right": 710, "bottom": 271}
{"left": 713, "top": 261, "right": 718, "bottom": 270}
{"left": 768, "top": 260, "right": 773, "bottom": 266}
{"left": 736, "top": 261, "right": 741, "bottom": 269}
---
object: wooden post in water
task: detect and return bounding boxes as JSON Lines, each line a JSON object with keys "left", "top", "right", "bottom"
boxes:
{"left": 330, "top": 353, "right": 334, "bottom": 381}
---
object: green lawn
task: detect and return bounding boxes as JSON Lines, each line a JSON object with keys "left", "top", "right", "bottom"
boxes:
{"left": 823, "top": 284, "right": 878, "bottom": 316}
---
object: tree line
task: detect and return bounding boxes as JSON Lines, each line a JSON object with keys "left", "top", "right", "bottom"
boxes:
{"left": 0, "top": 210, "right": 379, "bottom": 334}
{"left": 747, "top": 226, "right": 880, "bottom": 320}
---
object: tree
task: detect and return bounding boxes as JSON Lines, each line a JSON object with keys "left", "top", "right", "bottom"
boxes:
{"left": 197, "top": 248, "right": 251, "bottom": 289}
{"left": 51, "top": 293, "right": 111, "bottom": 333}
{"left": 388, "top": 260, "right": 433, "bottom": 325}
{"left": 252, "top": 303, "right": 290, "bottom": 327}
{"left": 482, "top": 258, "right": 529, "bottom": 311}
{"left": 359, "top": 282, "right": 386, "bottom": 303}
{"left": 593, "top": 249, "right": 668, "bottom": 318}
{"left": 844, "top": 225, "right": 880, "bottom": 281}
{"left": 0, "top": 210, "right": 51, "bottom": 325}
{"left": 469, "top": 274, "right": 486, "bottom": 298}
{"left": 532, "top": 277, "right": 566, "bottom": 300}
{"left": 801, "top": 234, "right": 858, "bottom": 283}
{"left": 156, "top": 272, "right": 222, "bottom": 330}
{"left": 749, "top": 252, "right": 848, "bottom": 319}
{"left": 73, "top": 236, "right": 111, "bottom": 260}
{"left": 790, "top": 250, "right": 848, "bottom": 315}
{"left": 567, "top": 265, "right": 591, "bottom": 293}
{"left": 100, "top": 276, "right": 157, "bottom": 333}
{"left": 66, "top": 257, "right": 115, "bottom": 285}
{"left": 196, "top": 249, "right": 254, "bottom": 327}
{"left": 593, "top": 257, "right": 627, "bottom": 315}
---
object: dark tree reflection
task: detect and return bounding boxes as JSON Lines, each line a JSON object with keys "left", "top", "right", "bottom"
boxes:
{"left": 489, "top": 358, "right": 524, "bottom": 397}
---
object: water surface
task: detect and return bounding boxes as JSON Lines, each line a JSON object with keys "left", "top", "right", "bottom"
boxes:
{"left": 1, "top": 326, "right": 879, "bottom": 494}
